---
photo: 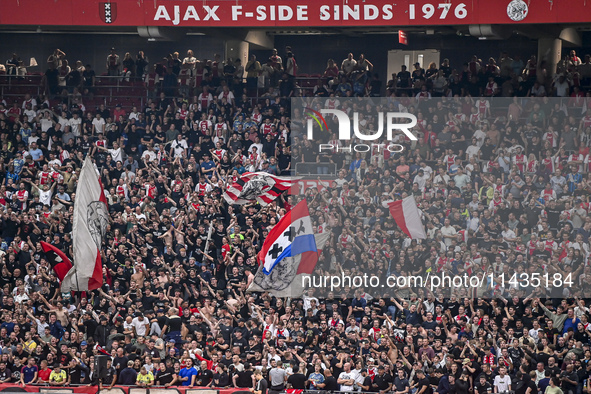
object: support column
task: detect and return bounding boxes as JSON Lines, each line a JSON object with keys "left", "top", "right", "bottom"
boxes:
{"left": 225, "top": 40, "right": 249, "bottom": 79}
{"left": 537, "top": 37, "right": 561, "bottom": 76}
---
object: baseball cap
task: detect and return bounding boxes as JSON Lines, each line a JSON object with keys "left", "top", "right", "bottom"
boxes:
{"left": 81, "top": 341, "right": 87, "bottom": 346}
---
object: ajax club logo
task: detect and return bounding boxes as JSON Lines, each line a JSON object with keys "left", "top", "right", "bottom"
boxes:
{"left": 506, "top": 0, "right": 528, "bottom": 21}
{"left": 100, "top": 2, "right": 118, "bottom": 24}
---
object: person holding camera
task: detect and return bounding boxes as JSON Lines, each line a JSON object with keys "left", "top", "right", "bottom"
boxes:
{"left": 455, "top": 372, "right": 470, "bottom": 394}
{"left": 475, "top": 374, "right": 493, "bottom": 394}
{"left": 560, "top": 364, "right": 578, "bottom": 394}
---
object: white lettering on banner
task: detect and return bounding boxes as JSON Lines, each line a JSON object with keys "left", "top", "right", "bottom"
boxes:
{"left": 297, "top": 5, "right": 308, "bottom": 20}
{"left": 364, "top": 5, "right": 378, "bottom": 20}
{"left": 319, "top": 4, "right": 393, "bottom": 21}
{"left": 185, "top": 6, "right": 200, "bottom": 21}
{"left": 154, "top": 5, "right": 171, "bottom": 21}
{"left": 254, "top": 5, "right": 307, "bottom": 21}
{"left": 173, "top": 5, "right": 179, "bottom": 25}
{"left": 204, "top": 6, "right": 220, "bottom": 20}
{"left": 279, "top": 5, "right": 293, "bottom": 20}
{"left": 232, "top": 5, "right": 242, "bottom": 20}
{"left": 408, "top": 2, "right": 467, "bottom": 19}
{"left": 319, "top": 5, "right": 330, "bottom": 20}
{"left": 343, "top": 5, "right": 359, "bottom": 20}
{"left": 154, "top": 4, "right": 219, "bottom": 24}
{"left": 154, "top": 2, "right": 465, "bottom": 24}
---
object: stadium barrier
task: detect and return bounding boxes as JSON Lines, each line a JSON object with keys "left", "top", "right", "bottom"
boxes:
{"left": 0, "top": 384, "right": 251, "bottom": 394}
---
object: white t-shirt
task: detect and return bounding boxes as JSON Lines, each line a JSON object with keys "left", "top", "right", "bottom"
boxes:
{"left": 249, "top": 143, "right": 263, "bottom": 154}
{"left": 40, "top": 118, "right": 53, "bottom": 132}
{"left": 69, "top": 117, "right": 82, "bottom": 136}
{"left": 108, "top": 147, "right": 123, "bottom": 162}
{"left": 39, "top": 189, "right": 53, "bottom": 206}
{"left": 441, "top": 225, "right": 457, "bottom": 247}
{"left": 142, "top": 150, "right": 157, "bottom": 162}
{"left": 131, "top": 317, "right": 148, "bottom": 336}
{"left": 123, "top": 321, "right": 134, "bottom": 333}
{"left": 92, "top": 118, "right": 106, "bottom": 134}
{"left": 493, "top": 375, "right": 511, "bottom": 392}
{"left": 466, "top": 145, "right": 480, "bottom": 159}
{"left": 338, "top": 371, "right": 355, "bottom": 392}
{"left": 58, "top": 116, "right": 70, "bottom": 129}
{"left": 23, "top": 109, "right": 36, "bottom": 119}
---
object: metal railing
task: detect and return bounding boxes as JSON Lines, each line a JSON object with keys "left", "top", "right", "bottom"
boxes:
{"left": 0, "top": 73, "right": 148, "bottom": 110}
{"left": 0, "top": 73, "right": 328, "bottom": 110}
{"left": 295, "top": 162, "right": 338, "bottom": 176}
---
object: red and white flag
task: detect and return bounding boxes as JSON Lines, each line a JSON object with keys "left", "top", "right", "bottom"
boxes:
{"left": 40, "top": 241, "right": 72, "bottom": 281}
{"left": 223, "top": 172, "right": 293, "bottom": 206}
{"left": 387, "top": 196, "right": 426, "bottom": 239}
{"left": 61, "top": 158, "right": 108, "bottom": 292}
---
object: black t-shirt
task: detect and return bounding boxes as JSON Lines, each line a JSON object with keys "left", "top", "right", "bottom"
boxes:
{"left": 154, "top": 367, "right": 173, "bottom": 385}
{"left": 373, "top": 373, "right": 393, "bottom": 391}
{"left": 165, "top": 316, "right": 183, "bottom": 332}
{"left": 418, "top": 377, "right": 433, "bottom": 394}
{"left": 361, "top": 376, "right": 373, "bottom": 391}
{"left": 324, "top": 376, "right": 339, "bottom": 391}
{"left": 287, "top": 373, "right": 307, "bottom": 389}
{"left": 196, "top": 368, "right": 213, "bottom": 386}
{"left": 257, "top": 378, "right": 268, "bottom": 394}
{"left": 237, "top": 369, "right": 254, "bottom": 387}
{"left": 0, "top": 368, "right": 10, "bottom": 382}
{"left": 561, "top": 370, "right": 578, "bottom": 390}
{"left": 112, "top": 356, "right": 128, "bottom": 371}
{"left": 394, "top": 377, "right": 410, "bottom": 392}
{"left": 103, "top": 366, "right": 116, "bottom": 384}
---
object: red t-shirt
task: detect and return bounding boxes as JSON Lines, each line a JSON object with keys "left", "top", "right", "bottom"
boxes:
{"left": 38, "top": 368, "right": 52, "bottom": 382}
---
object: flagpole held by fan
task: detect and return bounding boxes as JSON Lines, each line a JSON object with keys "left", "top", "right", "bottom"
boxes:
{"left": 203, "top": 220, "right": 215, "bottom": 257}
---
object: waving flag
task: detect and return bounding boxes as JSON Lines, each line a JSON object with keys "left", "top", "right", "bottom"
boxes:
{"left": 248, "top": 200, "right": 330, "bottom": 297}
{"left": 387, "top": 196, "right": 426, "bottom": 239}
{"left": 223, "top": 172, "right": 293, "bottom": 206}
{"left": 40, "top": 242, "right": 72, "bottom": 281}
{"left": 61, "top": 157, "right": 108, "bottom": 292}
{"left": 259, "top": 200, "right": 317, "bottom": 274}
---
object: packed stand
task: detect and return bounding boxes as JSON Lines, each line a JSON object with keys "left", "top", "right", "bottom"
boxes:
{"left": 0, "top": 46, "right": 591, "bottom": 394}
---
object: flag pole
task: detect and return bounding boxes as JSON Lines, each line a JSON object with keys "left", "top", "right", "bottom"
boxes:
{"left": 203, "top": 220, "right": 215, "bottom": 257}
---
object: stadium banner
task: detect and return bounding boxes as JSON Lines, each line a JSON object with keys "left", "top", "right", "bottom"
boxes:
{"left": 0, "top": 384, "right": 248, "bottom": 394}
{"left": 0, "top": 0, "right": 589, "bottom": 26}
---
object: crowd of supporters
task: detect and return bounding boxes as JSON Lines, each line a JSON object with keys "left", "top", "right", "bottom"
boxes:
{"left": 0, "top": 44, "right": 590, "bottom": 394}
